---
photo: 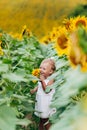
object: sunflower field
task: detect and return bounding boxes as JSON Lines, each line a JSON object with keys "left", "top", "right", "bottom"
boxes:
{"left": 0, "top": 5, "right": 87, "bottom": 130}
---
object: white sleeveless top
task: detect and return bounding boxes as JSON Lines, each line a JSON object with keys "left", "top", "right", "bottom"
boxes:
{"left": 34, "top": 79, "right": 55, "bottom": 118}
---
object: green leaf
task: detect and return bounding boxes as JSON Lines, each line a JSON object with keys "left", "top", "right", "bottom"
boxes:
{"left": 2, "top": 73, "right": 27, "bottom": 82}
{"left": 0, "top": 105, "right": 16, "bottom": 130}
{"left": 78, "top": 27, "right": 87, "bottom": 54}
{"left": 12, "top": 94, "right": 27, "bottom": 100}
{"left": 0, "top": 62, "right": 8, "bottom": 72}
{"left": 15, "top": 68, "right": 26, "bottom": 77}
{"left": 3, "top": 58, "right": 12, "bottom": 64}
{"left": 16, "top": 118, "right": 31, "bottom": 126}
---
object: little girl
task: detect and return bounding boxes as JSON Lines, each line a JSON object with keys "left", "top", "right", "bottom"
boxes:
{"left": 30, "top": 58, "right": 56, "bottom": 130}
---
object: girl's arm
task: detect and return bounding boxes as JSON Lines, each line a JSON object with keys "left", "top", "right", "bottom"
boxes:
{"left": 40, "top": 75, "right": 54, "bottom": 91}
{"left": 30, "top": 86, "right": 38, "bottom": 94}
{"left": 41, "top": 80, "right": 54, "bottom": 91}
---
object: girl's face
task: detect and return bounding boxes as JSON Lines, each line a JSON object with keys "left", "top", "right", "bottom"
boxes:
{"left": 40, "top": 62, "right": 53, "bottom": 79}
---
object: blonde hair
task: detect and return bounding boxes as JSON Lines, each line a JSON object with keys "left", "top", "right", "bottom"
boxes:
{"left": 41, "top": 58, "right": 56, "bottom": 71}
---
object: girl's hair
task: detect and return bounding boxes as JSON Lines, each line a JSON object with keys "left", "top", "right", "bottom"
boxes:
{"left": 41, "top": 58, "right": 56, "bottom": 71}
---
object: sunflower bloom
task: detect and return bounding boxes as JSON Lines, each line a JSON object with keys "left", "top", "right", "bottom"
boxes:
{"left": 54, "top": 26, "right": 69, "bottom": 56}
{"left": 69, "top": 16, "right": 87, "bottom": 32}
{"left": 19, "top": 25, "right": 32, "bottom": 40}
{"left": 32, "top": 68, "right": 40, "bottom": 78}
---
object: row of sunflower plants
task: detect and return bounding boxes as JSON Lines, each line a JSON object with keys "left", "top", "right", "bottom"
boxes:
{"left": 41, "top": 16, "right": 87, "bottom": 130}
{"left": 0, "top": 29, "right": 48, "bottom": 130}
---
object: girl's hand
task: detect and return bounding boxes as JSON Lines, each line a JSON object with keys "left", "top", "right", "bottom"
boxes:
{"left": 30, "top": 89, "right": 35, "bottom": 94}
{"left": 40, "top": 74, "right": 45, "bottom": 81}
{"left": 30, "top": 87, "right": 38, "bottom": 94}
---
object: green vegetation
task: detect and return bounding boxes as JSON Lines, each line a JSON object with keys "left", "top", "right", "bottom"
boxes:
{"left": 0, "top": 32, "right": 46, "bottom": 130}
{"left": 0, "top": 26, "right": 87, "bottom": 130}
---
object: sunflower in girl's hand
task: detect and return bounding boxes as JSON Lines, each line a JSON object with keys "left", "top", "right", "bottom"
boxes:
{"left": 32, "top": 68, "right": 40, "bottom": 78}
{"left": 32, "top": 68, "right": 40, "bottom": 83}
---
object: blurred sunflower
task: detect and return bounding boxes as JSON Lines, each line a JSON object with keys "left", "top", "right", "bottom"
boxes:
{"left": 69, "top": 16, "right": 87, "bottom": 32}
{"left": 63, "top": 18, "right": 73, "bottom": 32}
{"left": 21, "top": 25, "right": 27, "bottom": 35}
{"left": 54, "top": 26, "right": 69, "bottom": 56}
{"left": 19, "top": 25, "right": 32, "bottom": 40}
{"left": 50, "top": 27, "right": 59, "bottom": 42}
{"left": 40, "top": 27, "right": 59, "bottom": 44}
{"left": 68, "top": 29, "right": 87, "bottom": 72}
{"left": 40, "top": 35, "right": 50, "bottom": 44}
{"left": 63, "top": 16, "right": 87, "bottom": 33}
{"left": 0, "top": 41, "right": 4, "bottom": 56}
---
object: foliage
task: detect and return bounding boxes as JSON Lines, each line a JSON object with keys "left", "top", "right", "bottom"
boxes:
{"left": 42, "top": 43, "right": 87, "bottom": 130}
{"left": 0, "top": 32, "right": 46, "bottom": 130}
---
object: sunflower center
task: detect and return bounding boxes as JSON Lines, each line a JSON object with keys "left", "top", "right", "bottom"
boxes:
{"left": 57, "top": 34, "right": 68, "bottom": 49}
{"left": 76, "top": 20, "right": 86, "bottom": 27}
